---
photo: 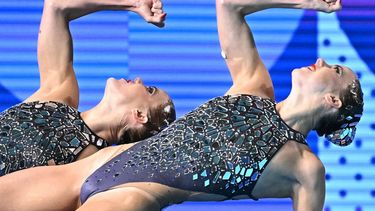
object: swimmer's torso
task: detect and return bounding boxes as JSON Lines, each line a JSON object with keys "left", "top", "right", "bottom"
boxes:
{"left": 0, "top": 101, "right": 108, "bottom": 176}
{"left": 81, "top": 95, "right": 307, "bottom": 203}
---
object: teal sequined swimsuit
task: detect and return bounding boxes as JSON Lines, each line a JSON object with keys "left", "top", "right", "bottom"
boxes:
{"left": 0, "top": 101, "right": 108, "bottom": 176}
{"left": 80, "top": 95, "right": 306, "bottom": 203}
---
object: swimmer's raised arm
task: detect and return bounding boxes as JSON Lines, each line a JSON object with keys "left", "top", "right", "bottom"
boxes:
{"left": 26, "top": 0, "right": 166, "bottom": 107}
{"left": 26, "top": 0, "right": 78, "bottom": 107}
{"left": 216, "top": 0, "right": 341, "bottom": 99}
{"left": 60, "top": 0, "right": 166, "bottom": 26}
{"left": 219, "top": 0, "right": 341, "bottom": 14}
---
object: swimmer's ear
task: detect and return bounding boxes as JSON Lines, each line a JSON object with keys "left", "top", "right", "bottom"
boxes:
{"left": 132, "top": 109, "right": 149, "bottom": 124}
{"left": 324, "top": 94, "right": 342, "bottom": 109}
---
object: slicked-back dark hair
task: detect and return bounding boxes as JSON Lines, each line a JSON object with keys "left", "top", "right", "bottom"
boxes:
{"left": 316, "top": 79, "right": 364, "bottom": 136}
{"left": 118, "top": 99, "right": 176, "bottom": 144}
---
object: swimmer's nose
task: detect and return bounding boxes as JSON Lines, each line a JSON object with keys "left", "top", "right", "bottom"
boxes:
{"left": 315, "top": 58, "right": 328, "bottom": 68}
{"left": 134, "top": 77, "right": 143, "bottom": 84}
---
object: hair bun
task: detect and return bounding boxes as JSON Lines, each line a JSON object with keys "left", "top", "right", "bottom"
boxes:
{"left": 325, "top": 126, "right": 356, "bottom": 146}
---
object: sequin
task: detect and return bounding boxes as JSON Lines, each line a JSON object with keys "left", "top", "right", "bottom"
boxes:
{"left": 235, "top": 165, "right": 241, "bottom": 174}
{"left": 223, "top": 172, "right": 231, "bottom": 180}
{"left": 258, "top": 158, "right": 267, "bottom": 169}
{"left": 245, "top": 168, "right": 253, "bottom": 177}
{"left": 193, "top": 174, "right": 198, "bottom": 180}
{"left": 240, "top": 167, "right": 246, "bottom": 176}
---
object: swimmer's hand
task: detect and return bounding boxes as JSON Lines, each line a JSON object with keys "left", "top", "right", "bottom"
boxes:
{"left": 132, "top": 0, "right": 167, "bottom": 28}
{"left": 305, "top": 0, "right": 342, "bottom": 13}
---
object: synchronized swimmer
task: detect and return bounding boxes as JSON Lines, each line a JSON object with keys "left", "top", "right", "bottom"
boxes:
{"left": 0, "top": 0, "right": 175, "bottom": 176}
{"left": 0, "top": 0, "right": 364, "bottom": 210}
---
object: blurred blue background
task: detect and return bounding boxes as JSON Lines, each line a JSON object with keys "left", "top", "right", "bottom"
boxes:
{"left": 0, "top": 0, "right": 374, "bottom": 210}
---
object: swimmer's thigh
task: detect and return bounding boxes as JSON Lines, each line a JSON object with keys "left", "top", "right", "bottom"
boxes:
{"left": 77, "top": 187, "right": 161, "bottom": 211}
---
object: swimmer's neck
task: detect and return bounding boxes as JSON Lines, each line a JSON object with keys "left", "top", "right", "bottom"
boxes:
{"left": 80, "top": 103, "right": 130, "bottom": 145}
{"left": 276, "top": 94, "right": 321, "bottom": 137}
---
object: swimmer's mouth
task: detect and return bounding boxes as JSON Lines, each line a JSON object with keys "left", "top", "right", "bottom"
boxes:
{"left": 307, "top": 64, "right": 316, "bottom": 71}
{"left": 119, "top": 78, "right": 133, "bottom": 84}
{"left": 122, "top": 79, "right": 132, "bottom": 83}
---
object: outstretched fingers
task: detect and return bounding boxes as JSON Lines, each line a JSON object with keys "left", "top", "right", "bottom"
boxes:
{"left": 321, "top": 0, "right": 342, "bottom": 13}
{"left": 139, "top": 0, "right": 167, "bottom": 28}
{"left": 323, "top": 0, "right": 336, "bottom": 4}
{"left": 331, "top": 0, "right": 342, "bottom": 11}
{"left": 151, "top": 0, "right": 164, "bottom": 16}
{"left": 151, "top": 7, "right": 163, "bottom": 14}
{"left": 147, "top": 12, "right": 167, "bottom": 28}
{"left": 152, "top": 0, "right": 163, "bottom": 10}
{"left": 150, "top": 0, "right": 166, "bottom": 27}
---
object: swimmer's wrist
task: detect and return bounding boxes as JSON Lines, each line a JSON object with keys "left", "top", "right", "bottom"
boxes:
{"left": 127, "top": 0, "right": 141, "bottom": 11}
{"left": 218, "top": 0, "right": 304, "bottom": 16}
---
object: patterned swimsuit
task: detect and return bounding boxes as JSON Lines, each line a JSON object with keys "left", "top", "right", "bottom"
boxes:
{"left": 0, "top": 101, "right": 108, "bottom": 176}
{"left": 80, "top": 95, "right": 307, "bottom": 203}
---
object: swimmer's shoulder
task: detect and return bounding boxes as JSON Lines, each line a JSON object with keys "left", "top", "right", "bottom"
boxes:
{"left": 294, "top": 145, "right": 325, "bottom": 188}
{"left": 92, "top": 144, "right": 136, "bottom": 165}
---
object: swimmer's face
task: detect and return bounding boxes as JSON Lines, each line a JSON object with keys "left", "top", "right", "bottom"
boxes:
{"left": 104, "top": 77, "right": 171, "bottom": 115}
{"left": 291, "top": 58, "right": 357, "bottom": 96}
